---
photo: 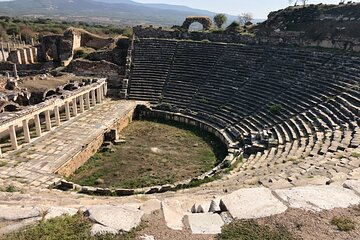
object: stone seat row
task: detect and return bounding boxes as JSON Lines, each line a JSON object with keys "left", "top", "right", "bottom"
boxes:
{"left": 128, "top": 38, "right": 360, "bottom": 165}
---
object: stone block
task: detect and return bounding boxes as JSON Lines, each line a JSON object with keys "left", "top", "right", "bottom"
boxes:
{"left": 220, "top": 187, "right": 287, "bottom": 219}
{"left": 275, "top": 185, "right": 360, "bottom": 211}
{"left": 86, "top": 205, "right": 144, "bottom": 232}
{"left": 115, "top": 189, "right": 134, "bottom": 196}
{"left": 185, "top": 213, "right": 224, "bottom": 234}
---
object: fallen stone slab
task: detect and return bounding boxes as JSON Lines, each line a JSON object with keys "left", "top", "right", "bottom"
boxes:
{"left": 91, "top": 224, "right": 118, "bottom": 236}
{"left": 86, "top": 205, "right": 144, "bottom": 232}
{"left": 0, "top": 217, "right": 41, "bottom": 235}
{"left": 0, "top": 205, "right": 40, "bottom": 221}
{"left": 140, "top": 199, "right": 161, "bottom": 215}
{"left": 44, "top": 207, "right": 78, "bottom": 220}
{"left": 343, "top": 180, "right": 360, "bottom": 195}
{"left": 220, "top": 187, "right": 287, "bottom": 219}
{"left": 275, "top": 185, "right": 360, "bottom": 211}
{"left": 161, "top": 200, "right": 187, "bottom": 230}
{"left": 185, "top": 213, "right": 224, "bottom": 234}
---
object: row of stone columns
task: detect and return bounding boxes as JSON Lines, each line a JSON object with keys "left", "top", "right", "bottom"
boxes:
{"left": 2, "top": 83, "right": 107, "bottom": 155}
{"left": 6, "top": 47, "right": 38, "bottom": 64}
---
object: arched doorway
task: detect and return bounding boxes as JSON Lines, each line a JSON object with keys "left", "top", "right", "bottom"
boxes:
{"left": 181, "top": 17, "right": 212, "bottom": 31}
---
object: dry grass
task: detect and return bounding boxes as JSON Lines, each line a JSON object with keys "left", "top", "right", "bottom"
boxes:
{"left": 69, "top": 120, "right": 227, "bottom": 189}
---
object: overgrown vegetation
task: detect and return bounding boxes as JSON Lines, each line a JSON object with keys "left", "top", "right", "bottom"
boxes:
{"left": 270, "top": 104, "right": 283, "bottom": 115}
{"left": 217, "top": 220, "right": 294, "bottom": 240}
{"left": 69, "top": 120, "right": 227, "bottom": 189}
{"left": 3, "top": 213, "right": 143, "bottom": 240}
{"left": 351, "top": 152, "right": 360, "bottom": 158}
{"left": 0, "top": 185, "right": 18, "bottom": 193}
{"left": 0, "top": 16, "right": 132, "bottom": 43}
{"left": 73, "top": 47, "right": 96, "bottom": 59}
{"left": 0, "top": 160, "right": 7, "bottom": 167}
{"left": 331, "top": 216, "right": 356, "bottom": 232}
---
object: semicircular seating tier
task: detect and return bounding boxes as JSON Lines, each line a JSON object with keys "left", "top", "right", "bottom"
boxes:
{"left": 128, "top": 38, "right": 360, "bottom": 183}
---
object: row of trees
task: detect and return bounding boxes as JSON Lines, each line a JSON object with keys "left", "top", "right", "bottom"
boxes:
{"left": 213, "top": 12, "right": 254, "bottom": 29}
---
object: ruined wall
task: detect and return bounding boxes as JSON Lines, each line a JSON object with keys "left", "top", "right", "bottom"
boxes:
{"left": 133, "top": 26, "right": 360, "bottom": 52}
{"left": 181, "top": 16, "right": 212, "bottom": 31}
{"left": 65, "top": 59, "right": 125, "bottom": 95}
{"left": 55, "top": 107, "right": 135, "bottom": 176}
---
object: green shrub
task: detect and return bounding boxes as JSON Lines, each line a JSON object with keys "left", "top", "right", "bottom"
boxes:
{"left": 73, "top": 47, "right": 95, "bottom": 59}
{"left": 270, "top": 104, "right": 282, "bottom": 115}
{"left": 331, "top": 216, "right": 356, "bottom": 231}
{"left": 217, "top": 220, "right": 294, "bottom": 240}
{"left": 221, "top": 160, "right": 232, "bottom": 169}
{"left": 225, "top": 21, "right": 241, "bottom": 33}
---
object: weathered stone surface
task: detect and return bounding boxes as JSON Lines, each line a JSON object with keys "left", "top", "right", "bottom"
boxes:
{"left": 86, "top": 205, "right": 144, "bottom": 232}
{"left": 91, "top": 224, "right": 118, "bottom": 236}
{"left": 275, "top": 185, "right": 360, "bottom": 211}
{"left": 0, "top": 217, "right": 40, "bottom": 235}
{"left": 220, "top": 188, "right": 287, "bottom": 219}
{"left": 185, "top": 213, "right": 224, "bottom": 234}
{"left": 140, "top": 235, "right": 155, "bottom": 240}
{"left": 44, "top": 207, "right": 78, "bottom": 220}
{"left": 208, "top": 200, "right": 221, "bottom": 213}
{"left": 0, "top": 205, "right": 40, "bottom": 220}
{"left": 140, "top": 199, "right": 161, "bottom": 214}
{"left": 181, "top": 17, "right": 212, "bottom": 31}
{"left": 343, "top": 180, "right": 360, "bottom": 195}
{"left": 161, "top": 200, "right": 187, "bottom": 230}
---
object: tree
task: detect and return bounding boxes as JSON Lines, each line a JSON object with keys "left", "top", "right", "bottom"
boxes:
{"left": 213, "top": 14, "right": 227, "bottom": 29}
{"left": 238, "top": 12, "right": 253, "bottom": 25}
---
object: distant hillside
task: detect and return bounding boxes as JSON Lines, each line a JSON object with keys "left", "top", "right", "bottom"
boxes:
{"left": 256, "top": 2, "right": 360, "bottom": 40}
{"left": 0, "top": 0, "right": 238, "bottom": 26}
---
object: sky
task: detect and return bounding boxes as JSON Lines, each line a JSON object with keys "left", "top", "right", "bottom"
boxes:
{"left": 134, "top": 0, "right": 360, "bottom": 18}
{"left": 0, "top": 0, "right": 358, "bottom": 18}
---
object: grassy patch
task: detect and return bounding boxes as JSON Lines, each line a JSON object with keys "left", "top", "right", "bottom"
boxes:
{"left": 331, "top": 216, "right": 356, "bottom": 231}
{"left": 69, "top": 120, "right": 227, "bottom": 189}
{"left": 0, "top": 185, "right": 18, "bottom": 193}
{"left": 0, "top": 161, "right": 7, "bottom": 167}
{"left": 351, "top": 152, "right": 360, "bottom": 158}
{"left": 217, "top": 220, "right": 294, "bottom": 240}
{"left": 3, "top": 213, "right": 144, "bottom": 240}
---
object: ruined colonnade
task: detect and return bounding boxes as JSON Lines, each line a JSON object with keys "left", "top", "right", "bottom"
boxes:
{"left": 0, "top": 80, "right": 108, "bottom": 155}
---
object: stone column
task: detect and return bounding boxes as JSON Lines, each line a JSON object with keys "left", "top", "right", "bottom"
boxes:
{"left": 79, "top": 95, "right": 84, "bottom": 113}
{"left": 1, "top": 43, "right": 5, "bottom": 62}
{"left": 22, "top": 119, "right": 31, "bottom": 143}
{"left": 65, "top": 102, "right": 71, "bottom": 120}
{"left": 45, "top": 110, "right": 52, "bottom": 131}
{"left": 104, "top": 82, "right": 108, "bottom": 96}
{"left": 85, "top": 92, "right": 91, "bottom": 109}
{"left": 72, "top": 98, "right": 78, "bottom": 117}
{"left": 13, "top": 64, "right": 19, "bottom": 80}
{"left": 91, "top": 90, "right": 96, "bottom": 107}
{"left": 20, "top": 49, "right": 28, "bottom": 64}
{"left": 26, "top": 48, "right": 34, "bottom": 64}
{"left": 7, "top": 43, "right": 10, "bottom": 52}
{"left": 96, "top": 87, "right": 102, "bottom": 103}
{"left": 54, "top": 106, "right": 61, "bottom": 126}
{"left": 31, "top": 47, "right": 38, "bottom": 62}
{"left": 34, "top": 114, "right": 42, "bottom": 137}
{"left": 9, "top": 125, "right": 18, "bottom": 150}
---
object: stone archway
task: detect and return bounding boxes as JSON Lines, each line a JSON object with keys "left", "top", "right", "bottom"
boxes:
{"left": 181, "top": 16, "right": 212, "bottom": 31}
